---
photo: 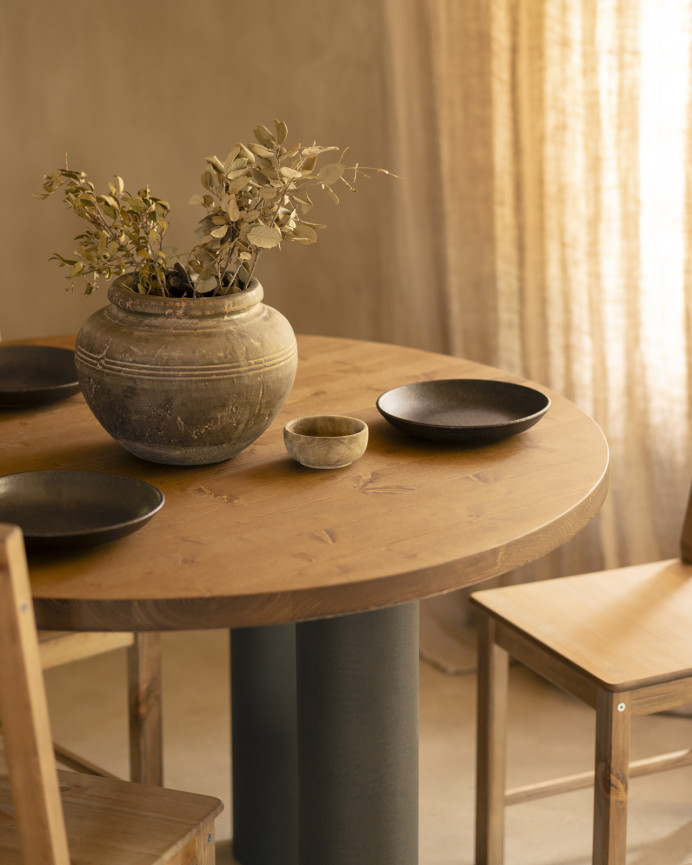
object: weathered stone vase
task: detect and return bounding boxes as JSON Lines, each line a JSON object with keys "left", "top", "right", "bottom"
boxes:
{"left": 74, "top": 275, "right": 297, "bottom": 465}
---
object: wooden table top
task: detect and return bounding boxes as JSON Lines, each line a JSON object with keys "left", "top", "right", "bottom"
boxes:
{"left": 1, "top": 334, "right": 608, "bottom": 632}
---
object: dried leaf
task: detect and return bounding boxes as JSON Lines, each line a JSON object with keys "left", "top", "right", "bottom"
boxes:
{"left": 302, "top": 145, "right": 338, "bottom": 158}
{"left": 226, "top": 176, "right": 249, "bottom": 195}
{"left": 195, "top": 275, "right": 218, "bottom": 294}
{"left": 189, "top": 194, "right": 206, "bottom": 206}
{"left": 274, "top": 119, "right": 288, "bottom": 144}
{"left": 226, "top": 167, "right": 250, "bottom": 181}
{"left": 206, "top": 155, "right": 225, "bottom": 173}
{"left": 279, "top": 167, "right": 302, "bottom": 180}
{"left": 292, "top": 223, "right": 318, "bottom": 244}
{"left": 224, "top": 147, "right": 241, "bottom": 168}
{"left": 238, "top": 143, "right": 256, "bottom": 163}
{"left": 247, "top": 224, "right": 282, "bottom": 249}
{"left": 259, "top": 188, "right": 280, "bottom": 201}
{"left": 227, "top": 197, "right": 241, "bottom": 221}
{"left": 300, "top": 156, "right": 317, "bottom": 173}
{"left": 210, "top": 226, "right": 228, "bottom": 238}
{"left": 317, "top": 163, "right": 345, "bottom": 186}
{"left": 254, "top": 124, "right": 276, "bottom": 148}
{"left": 248, "top": 142, "right": 276, "bottom": 159}
{"left": 292, "top": 191, "right": 313, "bottom": 210}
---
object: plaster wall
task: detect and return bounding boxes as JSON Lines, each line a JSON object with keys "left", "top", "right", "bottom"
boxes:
{"left": 1, "top": 1, "right": 394, "bottom": 341}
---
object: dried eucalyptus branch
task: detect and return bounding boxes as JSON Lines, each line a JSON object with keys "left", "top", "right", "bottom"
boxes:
{"left": 37, "top": 168, "right": 171, "bottom": 295}
{"left": 39, "top": 120, "right": 394, "bottom": 297}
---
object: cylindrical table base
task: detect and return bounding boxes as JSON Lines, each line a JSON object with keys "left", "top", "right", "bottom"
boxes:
{"left": 296, "top": 602, "right": 419, "bottom": 865}
{"left": 231, "top": 624, "right": 298, "bottom": 865}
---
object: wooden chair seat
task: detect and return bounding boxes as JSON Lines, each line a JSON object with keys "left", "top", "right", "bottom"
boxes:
{"left": 0, "top": 769, "right": 222, "bottom": 864}
{"left": 476, "top": 557, "right": 692, "bottom": 692}
{"left": 471, "top": 548, "right": 692, "bottom": 865}
{"left": 0, "top": 523, "right": 222, "bottom": 865}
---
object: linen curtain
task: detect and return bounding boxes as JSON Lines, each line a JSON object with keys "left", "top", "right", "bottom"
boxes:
{"left": 380, "top": 0, "right": 692, "bottom": 670}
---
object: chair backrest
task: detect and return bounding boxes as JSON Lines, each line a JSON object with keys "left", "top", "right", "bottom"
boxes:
{"left": 0, "top": 523, "right": 71, "bottom": 864}
{"left": 680, "top": 483, "right": 692, "bottom": 563}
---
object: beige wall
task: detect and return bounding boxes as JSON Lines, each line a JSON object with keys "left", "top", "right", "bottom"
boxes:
{"left": 1, "top": 0, "right": 396, "bottom": 341}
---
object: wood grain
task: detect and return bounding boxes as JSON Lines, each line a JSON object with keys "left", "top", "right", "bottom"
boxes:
{"left": 38, "top": 630, "right": 134, "bottom": 669}
{"left": 471, "top": 558, "right": 692, "bottom": 691}
{"left": 36, "top": 629, "right": 163, "bottom": 784}
{"left": 1, "top": 334, "right": 609, "bottom": 631}
{"left": 0, "top": 524, "right": 70, "bottom": 863}
{"left": 0, "top": 523, "right": 222, "bottom": 864}
{"left": 471, "top": 536, "right": 692, "bottom": 864}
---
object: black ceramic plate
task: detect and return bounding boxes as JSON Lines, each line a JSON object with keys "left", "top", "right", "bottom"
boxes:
{"left": 376, "top": 379, "right": 550, "bottom": 443}
{"left": 0, "top": 470, "right": 165, "bottom": 549}
{"left": 0, "top": 345, "right": 80, "bottom": 407}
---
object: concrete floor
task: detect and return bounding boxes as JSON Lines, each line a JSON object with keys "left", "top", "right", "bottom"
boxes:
{"left": 44, "top": 628, "right": 692, "bottom": 864}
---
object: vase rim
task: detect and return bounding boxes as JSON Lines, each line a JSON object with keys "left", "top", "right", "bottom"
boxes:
{"left": 109, "top": 274, "right": 263, "bottom": 316}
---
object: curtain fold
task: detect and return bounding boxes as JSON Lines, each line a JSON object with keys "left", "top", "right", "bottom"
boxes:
{"left": 383, "top": 0, "right": 692, "bottom": 669}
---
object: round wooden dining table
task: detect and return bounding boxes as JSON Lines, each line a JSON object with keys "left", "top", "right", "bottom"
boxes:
{"left": 1, "top": 333, "right": 609, "bottom": 865}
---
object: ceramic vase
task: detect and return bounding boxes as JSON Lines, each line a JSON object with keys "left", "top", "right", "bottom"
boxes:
{"left": 74, "top": 275, "right": 297, "bottom": 465}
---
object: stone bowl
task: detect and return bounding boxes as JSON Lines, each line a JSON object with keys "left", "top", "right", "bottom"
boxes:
{"left": 283, "top": 415, "right": 369, "bottom": 469}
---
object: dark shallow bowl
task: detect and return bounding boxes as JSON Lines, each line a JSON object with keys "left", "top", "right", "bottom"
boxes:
{"left": 376, "top": 379, "right": 550, "bottom": 443}
{"left": 0, "top": 345, "right": 80, "bottom": 407}
{"left": 0, "top": 470, "right": 165, "bottom": 549}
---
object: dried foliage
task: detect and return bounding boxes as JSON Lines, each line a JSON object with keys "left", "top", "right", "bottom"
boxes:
{"left": 39, "top": 120, "right": 392, "bottom": 297}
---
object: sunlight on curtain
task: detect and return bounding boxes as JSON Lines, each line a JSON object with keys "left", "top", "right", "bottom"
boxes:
{"left": 490, "top": 0, "right": 523, "bottom": 375}
{"left": 392, "top": 0, "right": 692, "bottom": 565}
{"left": 591, "top": 0, "right": 640, "bottom": 566}
{"left": 544, "top": 2, "right": 590, "bottom": 407}
{"left": 384, "top": 0, "right": 692, "bottom": 670}
{"left": 639, "top": 0, "right": 690, "bottom": 486}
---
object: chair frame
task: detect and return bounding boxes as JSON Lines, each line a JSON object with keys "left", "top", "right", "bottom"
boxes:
{"left": 39, "top": 628, "right": 163, "bottom": 784}
{"left": 0, "top": 523, "right": 220, "bottom": 865}
{"left": 473, "top": 486, "right": 692, "bottom": 865}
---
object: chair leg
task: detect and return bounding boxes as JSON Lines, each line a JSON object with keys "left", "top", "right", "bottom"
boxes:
{"left": 194, "top": 820, "right": 217, "bottom": 864}
{"left": 127, "top": 632, "right": 163, "bottom": 785}
{"left": 593, "top": 689, "right": 631, "bottom": 865}
{"left": 475, "top": 615, "right": 509, "bottom": 865}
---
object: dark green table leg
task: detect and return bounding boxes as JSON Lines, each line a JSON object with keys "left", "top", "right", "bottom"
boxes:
{"left": 296, "top": 602, "right": 419, "bottom": 865}
{"left": 231, "top": 624, "right": 298, "bottom": 865}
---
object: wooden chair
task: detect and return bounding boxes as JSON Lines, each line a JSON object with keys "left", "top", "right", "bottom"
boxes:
{"left": 471, "top": 484, "right": 692, "bottom": 865}
{"left": 38, "top": 628, "right": 163, "bottom": 784}
{"left": 0, "top": 523, "right": 222, "bottom": 865}
{"left": 0, "top": 328, "right": 162, "bottom": 784}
